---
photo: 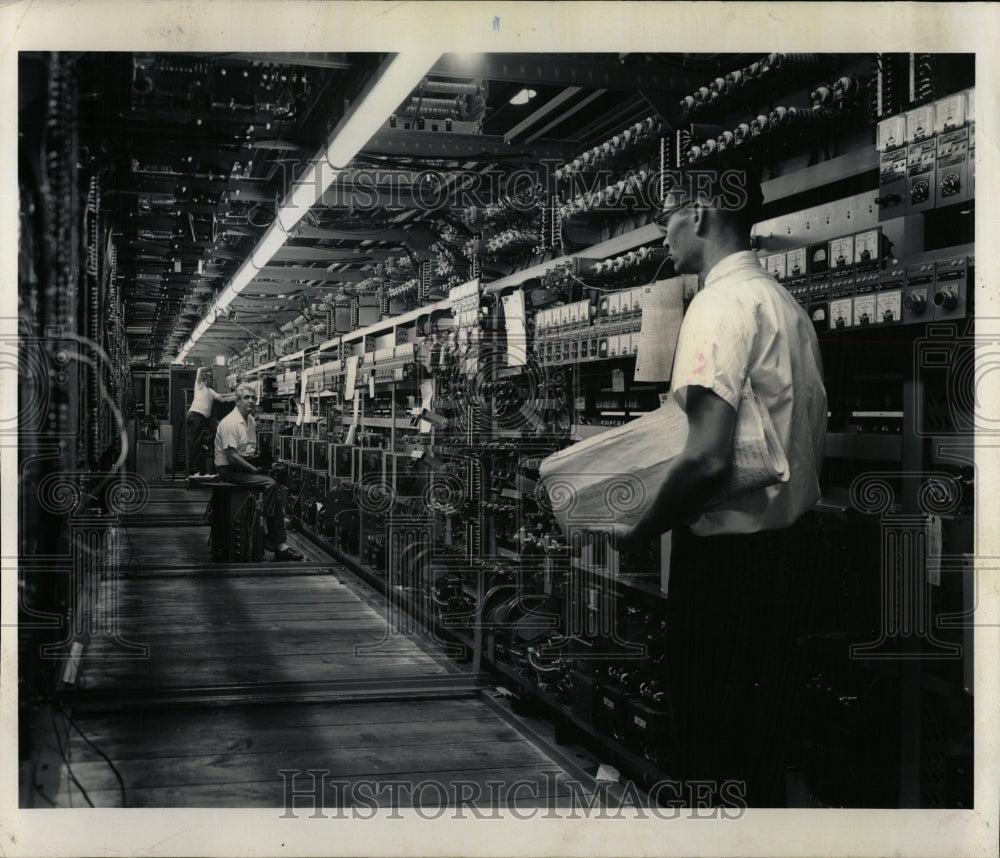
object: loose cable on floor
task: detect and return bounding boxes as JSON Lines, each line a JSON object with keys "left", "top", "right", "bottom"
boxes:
{"left": 50, "top": 705, "right": 93, "bottom": 808}
{"left": 58, "top": 702, "right": 127, "bottom": 808}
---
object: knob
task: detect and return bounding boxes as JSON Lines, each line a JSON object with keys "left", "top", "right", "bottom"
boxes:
{"left": 882, "top": 308, "right": 895, "bottom": 322}
{"left": 934, "top": 289, "right": 958, "bottom": 310}
{"left": 859, "top": 312, "right": 871, "bottom": 326}
{"left": 941, "top": 172, "right": 961, "bottom": 196}
{"left": 903, "top": 292, "right": 927, "bottom": 313}
{"left": 835, "top": 316, "right": 846, "bottom": 329}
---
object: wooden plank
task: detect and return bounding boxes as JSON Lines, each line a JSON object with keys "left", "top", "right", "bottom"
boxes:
{"left": 71, "top": 717, "right": 521, "bottom": 762}
{"left": 73, "top": 698, "right": 492, "bottom": 738}
{"left": 102, "top": 605, "right": 380, "bottom": 624}
{"left": 84, "top": 632, "right": 434, "bottom": 651}
{"left": 82, "top": 663, "right": 449, "bottom": 690}
{"left": 60, "top": 738, "right": 556, "bottom": 791}
{"left": 84, "top": 654, "right": 448, "bottom": 679}
{"left": 61, "top": 766, "right": 593, "bottom": 808}
{"left": 83, "top": 621, "right": 396, "bottom": 643}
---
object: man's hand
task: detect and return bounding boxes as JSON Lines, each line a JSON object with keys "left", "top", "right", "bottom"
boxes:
{"left": 591, "top": 521, "right": 642, "bottom": 554}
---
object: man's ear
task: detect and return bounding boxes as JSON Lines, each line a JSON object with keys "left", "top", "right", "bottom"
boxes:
{"left": 692, "top": 204, "right": 710, "bottom": 236}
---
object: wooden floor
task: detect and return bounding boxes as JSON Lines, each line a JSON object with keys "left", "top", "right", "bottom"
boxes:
{"left": 46, "top": 480, "right": 595, "bottom": 809}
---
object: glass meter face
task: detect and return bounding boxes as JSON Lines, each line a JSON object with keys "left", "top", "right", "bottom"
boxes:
{"left": 854, "top": 230, "right": 880, "bottom": 264}
{"left": 829, "top": 236, "right": 855, "bottom": 269}
{"left": 786, "top": 248, "right": 806, "bottom": 277}
{"left": 878, "top": 115, "right": 905, "bottom": 151}
{"left": 877, "top": 289, "right": 902, "bottom": 324}
{"left": 763, "top": 253, "right": 786, "bottom": 279}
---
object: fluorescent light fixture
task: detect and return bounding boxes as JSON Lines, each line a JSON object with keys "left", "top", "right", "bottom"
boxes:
{"left": 250, "top": 225, "right": 290, "bottom": 270}
{"left": 509, "top": 88, "right": 537, "bottom": 105}
{"left": 172, "top": 50, "right": 439, "bottom": 364}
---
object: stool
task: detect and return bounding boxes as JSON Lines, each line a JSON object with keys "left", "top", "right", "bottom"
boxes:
{"left": 207, "top": 483, "right": 266, "bottom": 562}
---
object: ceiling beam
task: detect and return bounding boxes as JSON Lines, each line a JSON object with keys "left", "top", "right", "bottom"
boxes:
{"left": 221, "top": 53, "right": 357, "bottom": 71}
{"left": 289, "top": 225, "right": 412, "bottom": 243}
{"left": 361, "top": 128, "right": 573, "bottom": 163}
{"left": 525, "top": 88, "right": 607, "bottom": 143}
{"left": 503, "top": 87, "right": 583, "bottom": 143}
{"left": 257, "top": 265, "right": 375, "bottom": 282}
{"left": 271, "top": 246, "right": 396, "bottom": 263}
{"left": 430, "top": 53, "right": 698, "bottom": 94}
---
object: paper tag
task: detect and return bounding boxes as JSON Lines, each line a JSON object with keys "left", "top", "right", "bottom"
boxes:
{"left": 611, "top": 369, "right": 625, "bottom": 393}
{"left": 368, "top": 376, "right": 375, "bottom": 398}
{"left": 595, "top": 764, "right": 620, "bottom": 783}
{"left": 927, "top": 514, "right": 942, "bottom": 586}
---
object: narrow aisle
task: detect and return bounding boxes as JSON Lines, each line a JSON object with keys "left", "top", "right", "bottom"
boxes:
{"left": 50, "top": 482, "right": 597, "bottom": 808}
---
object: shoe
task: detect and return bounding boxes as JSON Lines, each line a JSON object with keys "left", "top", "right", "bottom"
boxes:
{"left": 274, "top": 546, "right": 304, "bottom": 561}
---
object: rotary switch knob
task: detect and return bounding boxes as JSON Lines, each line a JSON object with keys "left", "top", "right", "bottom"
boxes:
{"left": 903, "top": 292, "right": 927, "bottom": 314}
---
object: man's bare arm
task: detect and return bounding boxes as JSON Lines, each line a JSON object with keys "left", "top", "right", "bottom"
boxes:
{"left": 617, "top": 385, "right": 737, "bottom": 548}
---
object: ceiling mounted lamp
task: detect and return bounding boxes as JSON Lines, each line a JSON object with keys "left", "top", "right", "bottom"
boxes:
{"left": 509, "top": 88, "right": 537, "bottom": 106}
{"left": 173, "top": 49, "right": 440, "bottom": 364}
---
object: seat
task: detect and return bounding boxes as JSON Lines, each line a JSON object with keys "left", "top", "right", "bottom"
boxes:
{"left": 207, "top": 483, "right": 267, "bottom": 562}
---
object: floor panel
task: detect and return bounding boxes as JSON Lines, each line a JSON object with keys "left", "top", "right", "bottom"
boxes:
{"left": 45, "top": 483, "right": 591, "bottom": 808}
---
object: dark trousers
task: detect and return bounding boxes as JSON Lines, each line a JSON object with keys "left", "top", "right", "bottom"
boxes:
{"left": 666, "top": 513, "right": 821, "bottom": 807}
{"left": 185, "top": 411, "right": 216, "bottom": 475}
{"left": 217, "top": 467, "right": 286, "bottom": 547}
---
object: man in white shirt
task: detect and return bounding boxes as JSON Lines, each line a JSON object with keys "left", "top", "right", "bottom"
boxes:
{"left": 614, "top": 164, "right": 826, "bottom": 806}
{"left": 185, "top": 367, "right": 234, "bottom": 476}
{"left": 215, "top": 383, "right": 303, "bottom": 562}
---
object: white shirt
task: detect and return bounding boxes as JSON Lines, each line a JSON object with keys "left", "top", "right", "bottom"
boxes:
{"left": 671, "top": 251, "right": 826, "bottom": 535}
{"left": 189, "top": 382, "right": 221, "bottom": 418}
{"left": 214, "top": 407, "right": 258, "bottom": 467}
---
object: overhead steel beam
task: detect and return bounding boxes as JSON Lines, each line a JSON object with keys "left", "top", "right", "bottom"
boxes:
{"left": 258, "top": 264, "right": 375, "bottom": 281}
{"left": 568, "top": 94, "right": 649, "bottom": 142}
{"left": 503, "top": 86, "right": 583, "bottom": 142}
{"left": 246, "top": 269, "right": 373, "bottom": 287}
{"left": 271, "top": 246, "right": 397, "bottom": 263}
{"left": 362, "top": 128, "right": 573, "bottom": 163}
{"left": 430, "top": 53, "right": 698, "bottom": 93}
{"left": 289, "top": 225, "right": 412, "bottom": 242}
{"left": 525, "top": 88, "right": 607, "bottom": 143}
{"left": 221, "top": 52, "right": 358, "bottom": 71}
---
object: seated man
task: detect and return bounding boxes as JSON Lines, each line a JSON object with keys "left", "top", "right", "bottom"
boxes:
{"left": 214, "top": 383, "right": 303, "bottom": 562}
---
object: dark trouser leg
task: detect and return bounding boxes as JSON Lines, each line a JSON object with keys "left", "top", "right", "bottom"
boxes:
{"left": 186, "top": 412, "right": 205, "bottom": 475}
{"left": 667, "top": 517, "right": 818, "bottom": 807}
{"left": 204, "top": 418, "right": 219, "bottom": 474}
{"left": 217, "top": 468, "right": 286, "bottom": 547}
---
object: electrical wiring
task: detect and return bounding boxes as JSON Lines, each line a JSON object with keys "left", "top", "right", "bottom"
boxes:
{"left": 59, "top": 703, "right": 127, "bottom": 808}
{"left": 50, "top": 705, "right": 93, "bottom": 807}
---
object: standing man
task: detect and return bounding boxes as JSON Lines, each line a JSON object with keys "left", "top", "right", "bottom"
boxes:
{"left": 186, "top": 366, "right": 234, "bottom": 477}
{"left": 614, "top": 164, "right": 827, "bottom": 806}
{"left": 215, "top": 383, "right": 304, "bottom": 562}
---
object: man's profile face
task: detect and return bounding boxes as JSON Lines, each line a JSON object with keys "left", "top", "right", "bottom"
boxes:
{"left": 657, "top": 202, "right": 696, "bottom": 274}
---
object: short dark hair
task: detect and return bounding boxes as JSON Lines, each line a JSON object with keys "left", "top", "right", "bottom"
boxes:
{"left": 660, "top": 155, "right": 764, "bottom": 235}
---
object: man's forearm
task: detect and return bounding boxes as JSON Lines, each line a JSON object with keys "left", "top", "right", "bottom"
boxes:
{"left": 226, "top": 451, "right": 259, "bottom": 473}
{"left": 629, "top": 452, "right": 729, "bottom": 543}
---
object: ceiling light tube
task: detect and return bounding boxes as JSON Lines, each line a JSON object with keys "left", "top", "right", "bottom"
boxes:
{"left": 173, "top": 50, "right": 439, "bottom": 364}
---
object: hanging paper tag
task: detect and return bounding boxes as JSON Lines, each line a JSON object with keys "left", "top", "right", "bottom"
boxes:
{"left": 927, "top": 514, "right": 942, "bottom": 586}
{"left": 611, "top": 369, "right": 625, "bottom": 393}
